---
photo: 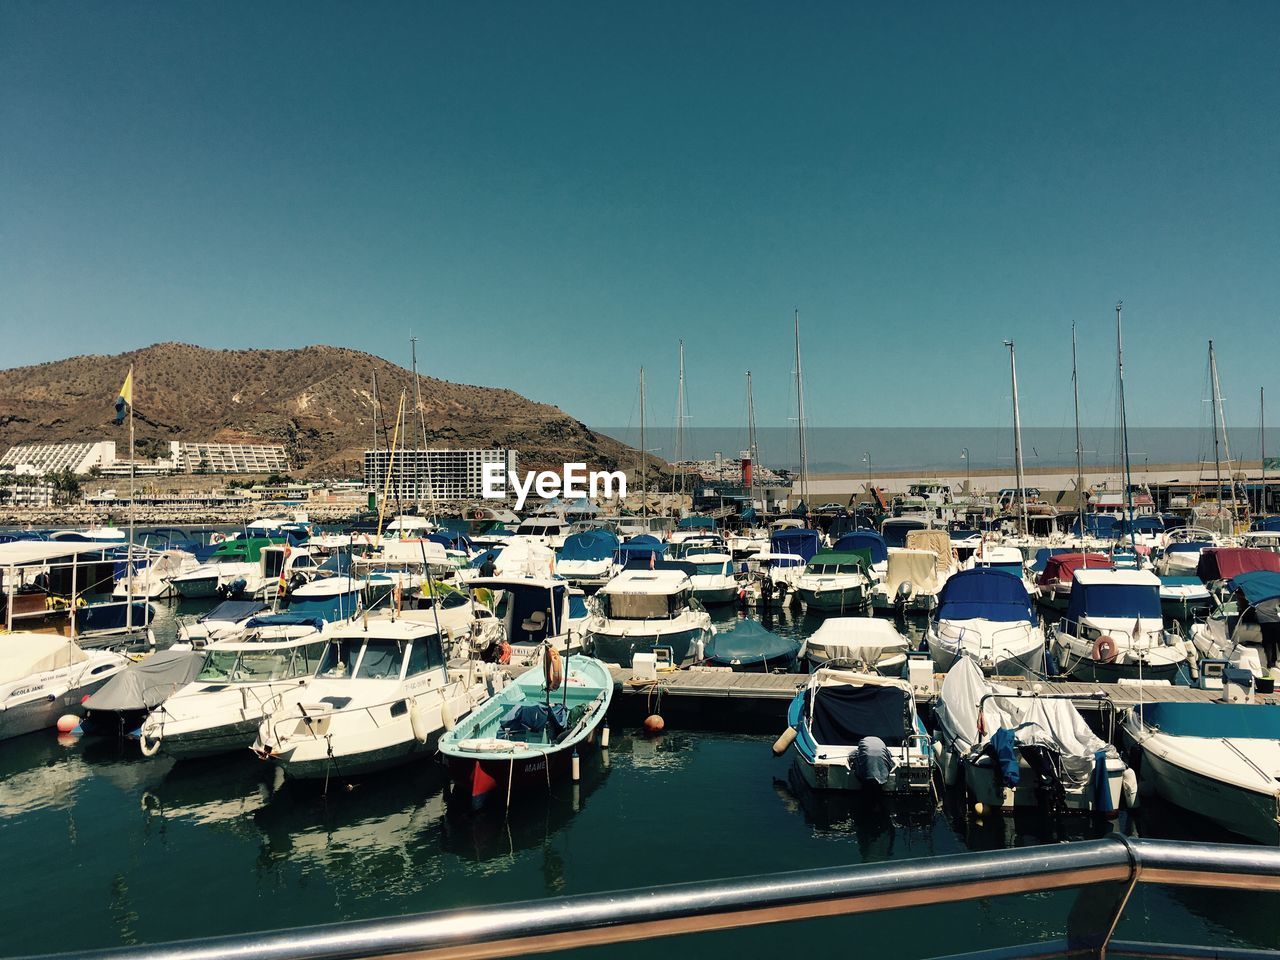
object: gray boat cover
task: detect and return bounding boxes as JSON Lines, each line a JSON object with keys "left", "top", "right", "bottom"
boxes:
{"left": 85, "top": 649, "right": 206, "bottom": 711}
{"left": 935, "top": 657, "right": 1114, "bottom": 788}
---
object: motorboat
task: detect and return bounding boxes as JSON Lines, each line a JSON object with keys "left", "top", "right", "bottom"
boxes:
{"left": 80, "top": 649, "right": 207, "bottom": 737}
{"left": 934, "top": 658, "right": 1127, "bottom": 815}
{"left": 439, "top": 652, "right": 612, "bottom": 809}
{"left": 783, "top": 667, "right": 934, "bottom": 794}
{"left": 1157, "top": 576, "right": 1212, "bottom": 623}
{"left": 925, "top": 568, "right": 1046, "bottom": 678}
{"left": 701, "top": 619, "right": 801, "bottom": 672}
{"left": 1122, "top": 699, "right": 1280, "bottom": 844}
{"left": 832, "top": 531, "right": 888, "bottom": 585}
{"left": 254, "top": 617, "right": 501, "bottom": 779}
{"left": 139, "top": 614, "right": 329, "bottom": 759}
{"left": 554, "top": 529, "right": 619, "bottom": 591}
{"left": 964, "top": 545, "right": 1034, "bottom": 592}
{"left": 112, "top": 548, "right": 201, "bottom": 600}
{"left": 170, "top": 537, "right": 287, "bottom": 599}
{"left": 803, "top": 618, "right": 910, "bottom": 676}
{"left": 582, "top": 568, "right": 713, "bottom": 667}
{"left": 793, "top": 551, "right": 872, "bottom": 615}
{"left": 284, "top": 575, "right": 365, "bottom": 623}
{"left": 510, "top": 516, "right": 570, "bottom": 550}
{"left": 1190, "top": 571, "right": 1280, "bottom": 679}
{"left": 174, "top": 599, "right": 270, "bottom": 648}
{"left": 1035, "top": 553, "right": 1112, "bottom": 614}
{"left": 869, "top": 539, "right": 948, "bottom": 615}
{"left": 684, "top": 553, "right": 741, "bottom": 606}
{"left": 0, "top": 634, "right": 130, "bottom": 741}
{"left": 1050, "top": 569, "right": 1190, "bottom": 683}
{"left": 464, "top": 575, "right": 582, "bottom": 664}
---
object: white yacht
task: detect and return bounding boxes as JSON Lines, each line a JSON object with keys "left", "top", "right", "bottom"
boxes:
{"left": 803, "top": 618, "right": 910, "bottom": 675}
{"left": 925, "top": 568, "right": 1046, "bottom": 678}
{"left": 113, "top": 548, "right": 201, "bottom": 600}
{"left": 684, "top": 553, "right": 741, "bottom": 606}
{"left": 583, "top": 568, "right": 713, "bottom": 666}
{"left": 0, "top": 634, "right": 130, "bottom": 741}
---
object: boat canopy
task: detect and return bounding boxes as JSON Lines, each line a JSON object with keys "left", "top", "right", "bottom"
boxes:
{"left": 83, "top": 650, "right": 205, "bottom": 711}
{"left": 832, "top": 531, "right": 887, "bottom": 564}
{"left": 1250, "top": 516, "right": 1280, "bottom": 532}
{"left": 805, "top": 550, "right": 871, "bottom": 574}
{"left": 769, "top": 529, "right": 820, "bottom": 562}
{"left": 1037, "top": 553, "right": 1113, "bottom": 586}
{"left": 881, "top": 518, "right": 927, "bottom": 548}
{"left": 677, "top": 516, "right": 717, "bottom": 530}
{"left": 702, "top": 620, "right": 799, "bottom": 667}
{"left": 615, "top": 536, "right": 666, "bottom": 564}
{"left": 1197, "top": 548, "right": 1280, "bottom": 582}
{"left": 806, "top": 618, "right": 909, "bottom": 664}
{"left": 1165, "top": 541, "right": 1212, "bottom": 554}
{"left": 1135, "top": 701, "right": 1280, "bottom": 740}
{"left": 1065, "top": 570, "right": 1162, "bottom": 621}
{"left": 885, "top": 549, "right": 941, "bottom": 594}
{"left": 905, "top": 529, "right": 952, "bottom": 568}
{"left": 0, "top": 634, "right": 88, "bottom": 683}
{"left": 1230, "top": 571, "right": 1280, "bottom": 608}
{"left": 936, "top": 568, "right": 1033, "bottom": 623}
{"left": 1030, "top": 547, "right": 1073, "bottom": 573}
{"left": 803, "top": 681, "right": 911, "bottom": 747}
{"left": 559, "top": 529, "right": 619, "bottom": 562}
{"left": 196, "top": 600, "right": 270, "bottom": 624}
{"left": 211, "top": 537, "right": 281, "bottom": 563}
{"left": 244, "top": 612, "right": 326, "bottom": 631}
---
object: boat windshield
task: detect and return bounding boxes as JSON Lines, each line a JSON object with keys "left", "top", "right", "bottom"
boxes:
{"left": 808, "top": 562, "right": 863, "bottom": 575}
{"left": 317, "top": 639, "right": 364, "bottom": 679}
{"left": 692, "top": 561, "right": 727, "bottom": 576}
{"left": 603, "top": 592, "right": 683, "bottom": 619}
{"left": 198, "top": 642, "right": 325, "bottom": 682}
{"left": 353, "top": 639, "right": 406, "bottom": 680}
{"left": 198, "top": 650, "right": 240, "bottom": 681}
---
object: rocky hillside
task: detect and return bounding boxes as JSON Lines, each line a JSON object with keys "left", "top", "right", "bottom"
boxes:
{"left": 0, "top": 343, "right": 652, "bottom": 479}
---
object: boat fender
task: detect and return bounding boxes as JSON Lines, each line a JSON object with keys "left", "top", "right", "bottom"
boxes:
{"left": 459, "top": 738, "right": 518, "bottom": 752}
{"left": 139, "top": 732, "right": 162, "bottom": 757}
{"left": 544, "top": 644, "right": 563, "bottom": 692}
{"left": 409, "top": 697, "right": 432, "bottom": 744}
{"left": 440, "top": 699, "right": 456, "bottom": 733}
{"left": 56, "top": 714, "right": 81, "bottom": 734}
{"left": 772, "top": 726, "right": 797, "bottom": 756}
{"left": 941, "top": 747, "right": 959, "bottom": 787}
{"left": 1121, "top": 768, "right": 1139, "bottom": 809}
{"left": 1092, "top": 636, "right": 1119, "bottom": 664}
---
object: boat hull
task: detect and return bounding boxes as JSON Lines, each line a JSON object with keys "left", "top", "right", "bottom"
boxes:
{"left": 153, "top": 717, "right": 263, "bottom": 760}
{"left": 274, "top": 734, "right": 441, "bottom": 780}
{"left": 587, "top": 627, "right": 707, "bottom": 667}
{"left": 172, "top": 576, "right": 221, "bottom": 600}
{"left": 926, "top": 637, "right": 1046, "bottom": 679}
{"left": 692, "top": 586, "right": 739, "bottom": 606}
{"left": 1053, "top": 647, "right": 1185, "bottom": 684}
{"left": 447, "top": 738, "right": 599, "bottom": 809}
{"left": 797, "top": 586, "right": 868, "bottom": 614}
{"left": 0, "top": 674, "right": 116, "bottom": 742}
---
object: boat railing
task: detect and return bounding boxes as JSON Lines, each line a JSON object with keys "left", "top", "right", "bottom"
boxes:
{"left": 24, "top": 837, "right": 1280, "bottom": 960}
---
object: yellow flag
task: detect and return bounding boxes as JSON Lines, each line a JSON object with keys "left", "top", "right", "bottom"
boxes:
{"left": 119, "top": 369, "right": 133, "bottom": 406}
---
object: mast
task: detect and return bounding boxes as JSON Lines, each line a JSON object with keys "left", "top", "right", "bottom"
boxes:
{"left": 1116, "top": 302, "right": 1137, "bottom": 553}
{"left": 676, "top": 340, "right": 686, "bottom": 497}
{"left": 1004, "top": 340, "right": 1028, "bottom": 535}
{"left": 639, "top": 367, "right": 647, "bottom": 520}
{"left": 1210, "top": 340, "right": 1225, "bottom": 513}
{"left": 1072, "top": 323, "right": 1087, "bottom": 555}
{"left": 747, "top": 370, "right": 757, "bottom": 513}
{"left": 410, "top": 336, "right": 432, "bottom": 512}
{"left": 126, "top": 365, "right": 135, "bottom": 630}
{"left": 794, "top": 309, "right": 809, "bottom": 510}
{"left": 1263, "top": 387, "right": 1268, "bottom": 516}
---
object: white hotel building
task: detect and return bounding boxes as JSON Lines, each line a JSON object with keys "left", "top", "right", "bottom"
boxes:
{"left": 364, "top": 448, "right": 518, "bottom": 501}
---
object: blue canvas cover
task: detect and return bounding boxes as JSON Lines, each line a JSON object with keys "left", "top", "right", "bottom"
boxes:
{"left": 804, "top": 683, "right": 908, "bottom": 748}
{"left": 198, "top": 599, "right": 269, "bottom": 623}
{"left": 1065, "top": 578, "right": 1161, "bottom": 622}
{"left": 559, "top": 529, "right": 619, "bottom": 562}
{"left": 616, "top": 535, "right": 666, "bottom": 564}
{"left": 833, "top": 531, "right": 888, "bottom": 564}
{"left": 1135, "top": 701, "right": 1280, "bottom": 740}
{"left": 1031, "top": 547, "right": 1072, "bottom": 573}
{"left": 1070, "top": 515, "right": 1118, "bottom": 538}
{"left": 881, "top": 519, "right": 927, "bottom": 548}
{"left": 677, "top": 516, "right": 717, "bottom": 530}
{"left": 1230, "top": 571, "right": 1280, "bottom": 607}
{"left": 1251, "top": 516, "right": 1280, "bottom": 532}
{"left": 702, "top": 619, "right": 800, "bottom": 667}
{"left": 1115, "top": 517, "right": 1165, "bottom": 536}
{"left": 245, "top": 612, "right": 325, "bottom": 631}
{"left": 769, "top": 528, "right": 820, "bottom": 561}
{"left": 500, "top": 703, "right": 568, "bottom": 738}
{"left": 1165, "top": 541, "right": 1212, "bottom": 554}
{"left": 625, "top": 559, "right": 697, "bottom": 577}
{"left": 935, "top": 568, "right": 1033, "bottom": 623}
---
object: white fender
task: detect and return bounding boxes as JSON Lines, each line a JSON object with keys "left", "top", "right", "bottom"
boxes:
{"left": 440, "top": 699, "right": 456, "bottom": 732}
{"left": 139, "top": 732, "right": 162, "bottom": 757}
{"left": 409, "top": 697, "right": 432, "bottom": 744}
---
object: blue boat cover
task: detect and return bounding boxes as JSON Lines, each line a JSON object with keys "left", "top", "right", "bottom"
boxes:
{"left": 616, "top": 536, "right": 666, "bottom": 563}
{"left": 1251, "top": 516, "right": 1280, "bottom": 532}
{"left": 1136, "top": 701, "right": 1280, "bottom": 740}
{"left": 1230, "top": 571, "right": 1280, "bottom": 607}
{"left": 1159, "top": 576, "right": 1205, "bottom": 587}
{"left": 500, "top": 703, "right": 568, "bottom": 738}
{"left": 245, "top": 612, "right": 325, "bottom": 631}
{"left": 1070, "top": 515, "right": 1118, "bottom": 537}
{"left": 1166, "top": 541, "right": 1212, "bottom": 554}
{"left": 1031, "top": 547, "right": 1072, "bottom": 573}
{"left": 1114, "top": 517, "right": 1165, "bottom": 535}
{"left": 804, "top": 683, "right": 908, "bottom": 748}
{"left": 677, "top": 516, "right": 717, "bottom": 530}
{"left": 936, "top": 568, "right": 1033, "bottom": 623}
{"left": 769, "top": 529, "right": 820, "bottom": 561}
{"left": 623, "top": 558, "right": 696, "bottom": 576}
{"left": 559, "top": 529, "right": 619, "bottom": 562}
{"left": 317, "top": 552, "right": 353, "bottom": 575}
{"left": 880, "top": 519, "right": 927, "bottom": 548}
{"left": 1065, "top": 579, "right": 1161, "bottom": 622}
{"left": 703, "top": 620, "right": 800, "bottom": 667}
{"left": 833, "top": 531, "right": 888, "bottom": 564}
{"left": 198, "top": 599, "right": 269, "bottom": 622}
{"left": 469, "top": 548, "right": 501, "bottom": 569}
{"left": 740, "top": 506, "right": 758, "bottom": 522}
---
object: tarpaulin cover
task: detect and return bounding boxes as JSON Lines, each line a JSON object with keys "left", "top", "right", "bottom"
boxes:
{"left": 677, "top": 516, "right": 717, "bottom": 530}
{"left": 1031, "top": 547, "right": 1073, "bottom": 573}
{"left": 805, "top": 618, "right": 909, "bottom": 665}
{"left": 616, "top": 536, "right": 666, "bottom": 563}
{"left": 559, "top": 530, "right": 619, "bottom": 562}
{"left": 853, "top": 737, "right": 893, "bottom": 785}
{"left": 1065, "top": 578, "right": 1161, "bottom": 622}
{"left": 769, "top": 529, "right": 820, "bottom": 562}
{"left": 1231, "top": 571, "right": 1280, "bottom": 608}
{"left": 885, "top": 549, "right": 941, "bottom": 595}
{"left": 905, "top": 529, "right": 953, "bottom": 572}
{"left": 805, "top": 683, "right": 909, "bottom": 748}
{"left": 0, "top": 635, "right": 88, "bottom": 684}
{"left": 1037, "top": 553, "right": 1112, "bottom": 586}
{"left": 1165, "top": 541, "right": 1212, "bottom": 554}
{"left": 244, "top": 613, "right": 325, "bottom": 631}
{"left": 623, "top": 558, "right": 696, "bottom": 576}
{"left": 500, "top": 703, "right": 568, "bottom": 737}
{"left": 833, "top": 531, "right": 888, "bottom": 564}
{"left": 703, "top": 620, "right": 800, "bottom": 667}
{"left": 1134, "top": 701, "right": 1280, "bottom": 740}
{"left": 1197, "top": 548, "right": 1280, "bottom": 582}
{"left": 881, "top": 519, "right": 927, "bottom": 548}
{"left": 1070, "top": 515, "right": 1118, "bottom": 537}
{"left": 936, "top": 568, "right": 1034, "bottom": 623}
{"left": 1251, "top": 516, "right": 1280, "bottom": 532}
{"left": 198, "top": 600, "right": 269, "bottom": 623}
{"left": 84, "top": 650, "right": 205, "bottom": 711}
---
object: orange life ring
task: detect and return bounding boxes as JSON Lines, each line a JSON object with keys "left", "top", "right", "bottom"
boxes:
{"left": 498, "top": 640, "right": 512, "bottom": 665}
{"left": 543, "top": 644, "right": 563, "bottom": 692}
{"left": 1092, "top": 635, "right": 1119, "bottom": 664}
{"left": 210, "top": 533, "right": 226, "bottom": 544}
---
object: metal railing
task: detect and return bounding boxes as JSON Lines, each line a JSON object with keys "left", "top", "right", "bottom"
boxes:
{"left": 17, "top": 837, "right": 1280, "bottom": 960}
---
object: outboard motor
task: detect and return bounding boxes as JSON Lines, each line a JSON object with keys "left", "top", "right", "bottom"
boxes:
{"left": 852, "top": 736, "right": 894, "bottom": 787}
{"left": 895, "top": 580, "right": 915, "bottom": 606}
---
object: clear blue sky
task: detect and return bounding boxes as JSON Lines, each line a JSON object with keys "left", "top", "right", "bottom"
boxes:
{"left": 3, "top": 2, "right": 1278, "bottom": 435}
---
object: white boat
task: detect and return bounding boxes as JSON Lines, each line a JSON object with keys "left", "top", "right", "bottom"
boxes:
{"left": 0, "top": 634, "right": 130, "bottom": 741}
{"left": 803, "top": 618, "right": 910, "bottom": 675}
{"left": 510, "top": 516, "right": 570, "bottom": 550}
{"left": 783, "top": 667, "right": 934, "bottom": 793}
{"left": 870, "top": 547, "right": 945, "bottom": 614}
{"left": 925, "top": 568, "right": 1046, "bottom": 678}
{"left": 456, "top": 539, "right": 556, "bottom": 585}
{"left": 174, "top": 599, "right": 270, "bottom": 648}
{"left": 1190, "top": 572, "right": 1280, "bottom": 679}
{"left": 464, "top": 575, "right": 582, "bottom": 664}
{"left": 139, "top": 615, "right": 329, "bottom": 759}
{"left": 1122, "top": 700, "right": 1280, "bottom": 843}
{"left": 1050, "top": 569, "right": 1189, "bottom": 683}
{"left": 934, "top": 657, "right": 1127, "bottom": 815}
{"left": 583, "top": 568, "right": 713, "bottom": 666}
{"left": 554, "top": 529, "right": 619, "bottom": 590}
{"left": 284, "top": 575, "right": 365, "bottom": 623}
{"left": 965, "top": 545, "right": 1034, "bottom": 592}
{"left": 113, "top": 548, "right": 201, "bottom": 600}
{"left": 684, "top": 553, "right": 741, "bottom": 606}
{"left": 170, "top": 537, "right": 295, "bottom": 600}
{"left": 253, "top": 617, "right": 502, "bottom": 779}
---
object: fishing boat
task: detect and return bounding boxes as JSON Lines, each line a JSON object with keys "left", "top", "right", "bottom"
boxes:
{"left": 793, "top": 550, "right": 872, "bottom": 614}
{"left": 1122, "top": 700, "right": 1280, "bottom": 844}
{"left": 140, "top": 614, "right": 329, "bottom": 759}
{"left": 254, "top": 617, "right": 500, "bottom": 779}
{"left": 439, "top": 651, "right": 612, "bottom": 809}
{"left": 1050, "top": 569, "right": 1190, "bottom": 683}
{"left": 0, "top": 634, "right": 130, "bottom": 741}
{"left": 781, "top": 667, "right": 934, "bottom": 794}
{"left": 803, "top": 617, "right": 910, "bottom": 676}
{"left": 1190, "top": 571, "right": 1280, "bottom": 679}
{"left": 685, "top": 552, "right": 741, "bottom": 606}
{"left": 925, "top": 568, "right": 1046, "bottom": 678}
{"left": 701, "top": 619, "right": 800, "bottom": 672}
{"left": 582, "top": 568, "right": 712, "bottom": 667}
{"left": 934, "top": 658, "right": 1127, "bottom": 815}
{"left": 464, "top": 575, "right": 582, "bottom": 664}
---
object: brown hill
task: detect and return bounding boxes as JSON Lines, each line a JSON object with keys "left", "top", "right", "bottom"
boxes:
{"left": 0, "top": 343, "right": 652, "bottom": 479}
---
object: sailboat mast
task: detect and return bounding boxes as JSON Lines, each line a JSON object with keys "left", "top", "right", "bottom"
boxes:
{"left": 1116, "top": 302, "right": 1137, "bottom": 552}
{"left": 676, "top": 340, "right": 686, "bottom": 497}
{"left": 639, "top": 367, "right": 647, "bottom": 520}
{"left": 1005, "top": 340, "right": 1028, "bottom": 535}
{"left": 1072, "top": 323, "right": 1086, "bottom": 552}
{"left": 1263, "top": 387, "right": 1268, "bottom": 516}
{"left": 410, "top": 336, "right": 432, "bottom": 512}
{"left": 747, "top": 370, "right": 757, "bottom": 512}
{"left": 794, "top": 309, "right": 809, "bottom": 510}
{"left": 1211, "top": 341, "right": 1242, "bottom": 524}
{"left": 1210, "top": 340, "right": 1224, "bottom": 511}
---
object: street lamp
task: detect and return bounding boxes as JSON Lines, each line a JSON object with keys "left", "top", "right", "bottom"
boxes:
{"left": 961, "top": 448, "right": 970, "bottom": 493}
{"left": 862, "top": 450, "right": 872, "bottom": 480}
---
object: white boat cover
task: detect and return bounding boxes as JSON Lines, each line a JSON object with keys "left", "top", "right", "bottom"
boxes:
{"left": 84, "top": 650, "right": 206, "bottom": 711}
{"left": 0, "top": 634, "right": 88, "bottom": 684}
{"left": 492, "top": 539, "right": 556, "bottom": 578}
{"left": 806, "top": 618, "right": 909, "bottom": 665}
{"left": 905, "top": 529, "right": 953, "bottom": 576}
{"left": 935, "top": 657, "right": 1112, "bottom": 787}
{"left": 886, "top": 549, "right": 941, "bottom": 595}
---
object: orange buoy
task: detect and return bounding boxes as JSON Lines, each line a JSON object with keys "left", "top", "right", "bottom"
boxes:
{"left": 56, "top": 715, "right": 81, "bottom": 734}
{"left": 643, "top": 714, "right": 665, "bottom": 735}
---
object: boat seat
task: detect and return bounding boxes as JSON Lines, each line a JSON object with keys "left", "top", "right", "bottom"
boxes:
{"left": 521, "top": 610, "right": 547, "bottom": 639}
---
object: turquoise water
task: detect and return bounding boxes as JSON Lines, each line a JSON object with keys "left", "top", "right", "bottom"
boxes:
{"left": 1, "top": 598, "right": 1277, "bottom": 956}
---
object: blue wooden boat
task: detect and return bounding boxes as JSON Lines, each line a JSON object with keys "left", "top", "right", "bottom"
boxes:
{"left": 439, "top": 652, "right": 613, "bottom": 809}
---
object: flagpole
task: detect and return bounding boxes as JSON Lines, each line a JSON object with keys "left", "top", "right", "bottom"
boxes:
{"left": 127, "top": 365, "right": 135, "bottom": 632}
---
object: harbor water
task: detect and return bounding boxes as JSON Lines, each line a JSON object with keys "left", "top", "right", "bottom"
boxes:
{"left": 2, "top": 598, "right": 1278, "bottom": 957}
